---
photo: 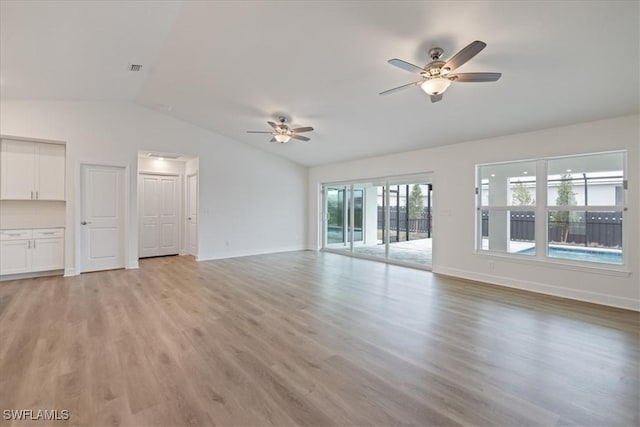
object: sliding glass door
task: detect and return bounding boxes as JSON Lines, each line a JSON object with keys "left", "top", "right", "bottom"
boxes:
{"left": 387, "top": 180, "right": 433, "bottom": 265}
{"left": 351, "top": 181, "right": 386, "bottom": 260}
{"left": 322, "top": 174, "right": 433, "bottom": 268}
{"left": 325, "top": 186, "right": 349, "bottom": 251}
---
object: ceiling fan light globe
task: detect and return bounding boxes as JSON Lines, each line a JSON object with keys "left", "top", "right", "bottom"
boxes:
{"left": 274, "top": 134, "right": 291, "bottom": 143}
{"left": 420, "top": 78, "right": 451, "bottom": 95}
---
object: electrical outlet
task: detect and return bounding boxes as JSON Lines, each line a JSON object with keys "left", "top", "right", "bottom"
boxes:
{"left": 488, "top": 261, "right": 495, "bottom": 270}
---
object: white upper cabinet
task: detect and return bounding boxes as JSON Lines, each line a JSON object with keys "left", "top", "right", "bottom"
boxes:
{"left": 0, "top": 140, "right": 35, "bottom": 200}
{"left": 0, "top": 139, "right": 66, "bottom": 201}
{"left": 35, "top": 143, "right": 66, "bottom": 200}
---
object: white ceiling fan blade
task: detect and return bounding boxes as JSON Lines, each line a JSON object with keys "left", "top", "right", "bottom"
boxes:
{"left": 442, "top": 41, "right": 486, "bottom": 73}
{"left": 379, "top": 80, "right": 422, "bottom": 95}
{"left": 388, "top": 59, "right": 424, "bottom": 74}
{"left": 448, "top": 72, "right": 501, "bottom": 82}
{"left": 290, "top": 126, "right": 314, "bottom": 133}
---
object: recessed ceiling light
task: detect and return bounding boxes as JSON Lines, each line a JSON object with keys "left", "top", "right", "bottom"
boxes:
{"left": 566, "top": 169, "right": 572, "bottom": 172}
{"left": 523, "top": 171, "right": 528, "bottom": 174}
{"left": 148, "top": 152, "right": 181, "bottom": 160}
{"left": 491, "top": 174, "right": 495, "bottom": 177}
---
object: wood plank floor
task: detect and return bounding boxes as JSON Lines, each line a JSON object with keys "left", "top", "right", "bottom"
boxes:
{"left": 0, "top": 251, "right": 638, "bottom": 426}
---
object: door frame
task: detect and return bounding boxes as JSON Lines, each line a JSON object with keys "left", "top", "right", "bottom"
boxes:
{"left": 186, "top": 173, "right": 198, "bottom": 258}
{"left": 137, "top": 171, "right": 182, "bottom": 258}
{"left": 76, "top": 161, "right": 131, "bottom": 274}
{"left": 320, "top": 172, "right": 435, "bottom": 271}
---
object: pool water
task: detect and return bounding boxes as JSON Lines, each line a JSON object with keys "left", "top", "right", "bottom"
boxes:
{"left": 519, "top": 246, "right": 622, "bottom": 264}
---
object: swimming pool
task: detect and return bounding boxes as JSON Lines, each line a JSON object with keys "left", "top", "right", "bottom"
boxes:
{"left": 519, "top": 246, "right": 623, "bottom": 264}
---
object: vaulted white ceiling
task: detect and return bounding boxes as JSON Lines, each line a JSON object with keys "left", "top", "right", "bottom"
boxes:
{"left": 1, "top": 1, "right": 638, "bottom": 166}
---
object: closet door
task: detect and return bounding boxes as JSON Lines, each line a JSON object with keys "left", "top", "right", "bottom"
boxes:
{"left": 139, "top": 174, "right": 179, "bottom": 258}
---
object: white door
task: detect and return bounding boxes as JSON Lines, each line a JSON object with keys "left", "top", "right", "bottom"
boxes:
{"left": 187, "top": 174, "right": 198, "bottom": 257}
{"left": 139, "top": 174, "right": 179, "bottom": 258}
{"left": 80, "top": 165, "right": 125, "bottom": 273}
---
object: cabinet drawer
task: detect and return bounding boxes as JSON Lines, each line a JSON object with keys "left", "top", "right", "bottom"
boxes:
{"left": 33, "top": 228, "right": 64, "bottom": 239}
{"left": 0, "top": 229, "right": 32, "bottom": 241}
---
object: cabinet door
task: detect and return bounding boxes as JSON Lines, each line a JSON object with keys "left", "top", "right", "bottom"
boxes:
{"left": 35, "top": 143, "right": 66, "bottom": 201}
{"left": 31, "top": 238, "right": 64, "bottom": 272}
{"left": 0, "top": 240, "right": 32, "bottom": 275}
{"left": 0, "top": 140, "right": 36, "bottom": 200}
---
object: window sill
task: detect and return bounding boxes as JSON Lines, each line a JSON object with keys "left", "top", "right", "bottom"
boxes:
{"left": 475, "top": 250, "right": 631, "bottom": 277}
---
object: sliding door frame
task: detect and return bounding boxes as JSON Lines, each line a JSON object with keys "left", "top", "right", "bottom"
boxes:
{"left": 321, "top": 172, "right": 434, "bottom": 271}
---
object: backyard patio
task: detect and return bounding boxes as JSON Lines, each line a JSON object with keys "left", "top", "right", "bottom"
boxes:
{"left": 353, "top": 238, "right": 432, "bottom": 265}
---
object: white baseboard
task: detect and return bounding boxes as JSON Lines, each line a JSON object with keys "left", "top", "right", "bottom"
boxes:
{"left": 64, "top": 267, "right": 77, "bottom": 277}
{"left": 1, "top": 270, "right": 64, "bottom": 281}
{"left": 434, "top": 266, "right": 640, "bottom": 311}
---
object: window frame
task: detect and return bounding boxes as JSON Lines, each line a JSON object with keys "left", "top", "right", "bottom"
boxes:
{"left": 476, "top": 151, "right": 628, "bottom": 272}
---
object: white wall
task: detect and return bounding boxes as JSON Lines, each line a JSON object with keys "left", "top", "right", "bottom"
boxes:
{"left": 186, "top": 158, "right": 198, "bottom": 177}
{"left": 0, "top": 99, "right": 307, "bottom": 273}
{"left": 0, "top": 201, "right": 65, "bottom": 228}
{"left": 309, "top": 115, "right": 640, "bottom": 310}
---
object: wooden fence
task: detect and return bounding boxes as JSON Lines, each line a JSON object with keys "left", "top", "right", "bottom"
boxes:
{"left": 377, "top": 206, "right": 432, "bottom": 236}
{"left": 481, "top": 210, "right": 622, "bottom": 248}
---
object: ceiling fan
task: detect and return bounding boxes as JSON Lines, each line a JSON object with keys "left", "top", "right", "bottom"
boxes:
{"left": 380, "top": 40, "right": 501, "bottom": 103}
{"left": 246, "top": 116, "right": 314, "bottom": 143}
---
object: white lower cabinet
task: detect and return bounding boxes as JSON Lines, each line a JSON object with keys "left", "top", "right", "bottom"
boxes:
{"left": 31, "top": 237, "right": 64, "bottom": 272}
{"left": 0, "top": 228, "right": 64, "bottom": 276}
{"left": 0, "top": 239, "right": 31, "bottom": 274}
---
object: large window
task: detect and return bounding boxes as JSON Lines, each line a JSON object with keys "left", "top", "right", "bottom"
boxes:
{"left": 478, "top": 160, "right": 537, "bottom": 255}
{"left": 477, "top": 151, "right": 626, "bottom": 266}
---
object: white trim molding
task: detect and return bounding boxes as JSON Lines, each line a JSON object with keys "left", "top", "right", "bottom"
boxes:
{"left": 434, "top": 265, "right": 639, "bottom": 311}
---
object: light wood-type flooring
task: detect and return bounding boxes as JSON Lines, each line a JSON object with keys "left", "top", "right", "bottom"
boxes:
{"left": 0, "top": 252, "right": 638, "bottom": 426}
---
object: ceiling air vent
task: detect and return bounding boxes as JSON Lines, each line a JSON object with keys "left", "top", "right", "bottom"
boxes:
{"left": 129, "top": 64, "right": 143, "bottom": 72}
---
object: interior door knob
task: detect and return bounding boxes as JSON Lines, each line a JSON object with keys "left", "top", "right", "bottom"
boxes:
{"left": 81, "top": 221, "right": 92, "bottom": 225}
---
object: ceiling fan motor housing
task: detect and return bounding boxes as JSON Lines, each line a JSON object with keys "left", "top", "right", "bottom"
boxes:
{"left": 422, "top": 60, "right": 446, "bottom": 78}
